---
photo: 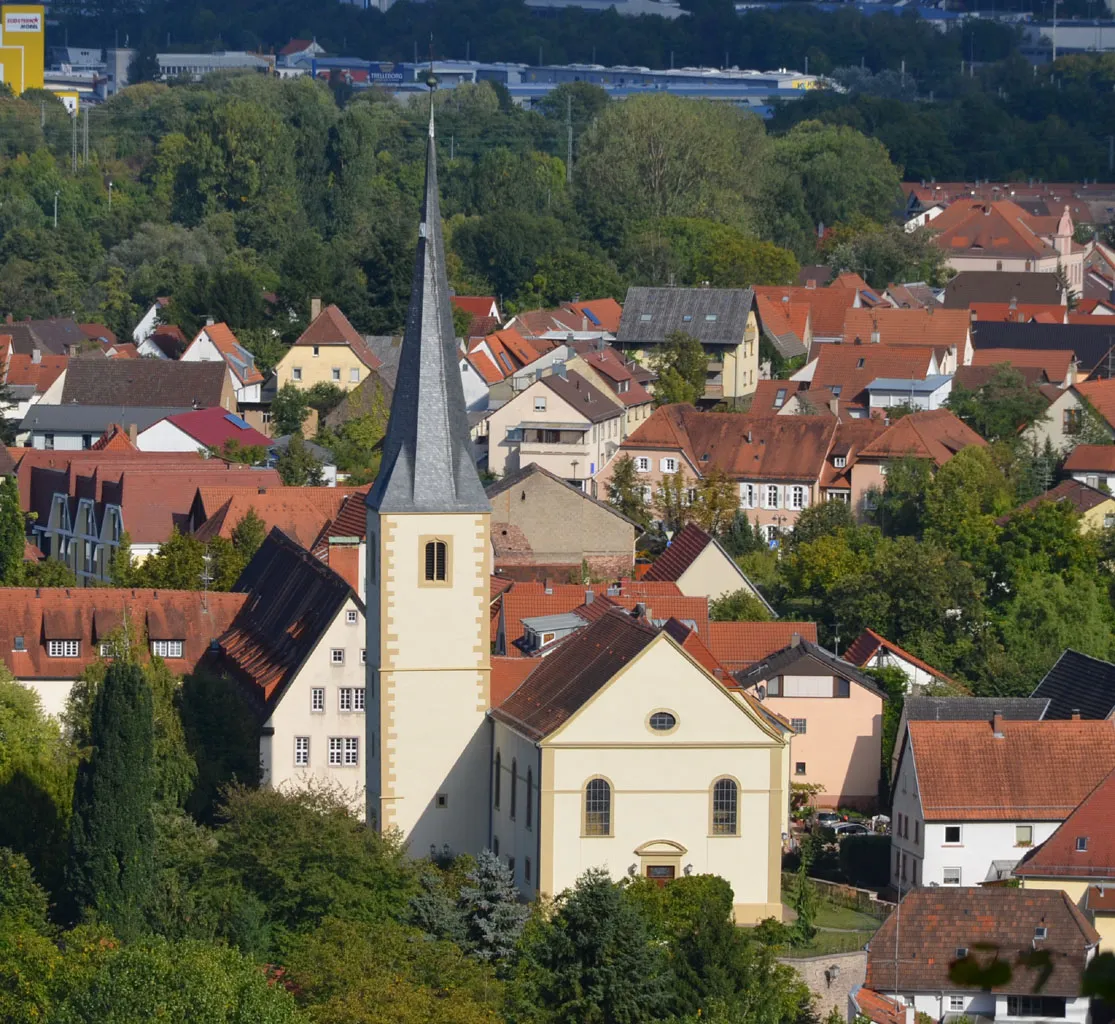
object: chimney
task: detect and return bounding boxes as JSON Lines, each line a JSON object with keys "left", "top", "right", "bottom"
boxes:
{"left": 205, "top": 315, "right": 215, "bottom": 327}
{"left": 829, "top": 397, "right": 839, "bottom": 415}
{"left": 746, "top": 430, "right": 752, "bottom": 444}
{"left": 1072, "top": 708, "right": 1082, "bottom": 720}
{"left": 544, "top": 578, "right": 553, "bottom": 595}
{"left": 310, "top": 297, "right": 322, "bottom": 321}
{"left": 1009, "top": 296, "right": 1018, "bottom": 312}
{"left": 31, "top": 347, "right": 40, "bottom": 364}
{"left": 127, "top": 423, "right": 137, "bottom": 443}
{"left": 992, "top": 711, "right": 1004, "bottom": 738}
{"left": 806, "top": 279, "right": 817, "bottom": 290}
{"left": 584, "top": 590, "right": 594, "bottom": 605}
{"left": 791, "top": 632, "right": 801, "bottom": 647}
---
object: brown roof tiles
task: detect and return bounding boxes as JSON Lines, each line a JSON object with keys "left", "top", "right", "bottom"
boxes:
{"left": 1015, "top": 767, "right": 1115, "bottom": 880}
{"left": 706, "top": 621, "right": 820, "bottom": 673}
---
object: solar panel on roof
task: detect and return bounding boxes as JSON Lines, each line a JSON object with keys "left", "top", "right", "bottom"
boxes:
{"left": 583, "top": 309, "right": 601, "bottom": 326}
{"left": 224, "top": 413, "right": 251, "bottom": 430}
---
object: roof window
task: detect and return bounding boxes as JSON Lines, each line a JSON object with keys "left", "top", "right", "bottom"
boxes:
{"left": 955, "top": 947, "right": 968, "bottom": 959}
{"left": 1077, "top": 836, "right": 1089, "bottom": 852}
{"left": 773, "top": 388, "right": 787, "bottom": 410}
{"left": 639, "top": 313, "right": 653, "bottom": 322}
{"left": 705, "top": 314, "right": 718, "bottom": 321}
{"left": 831, "top": 386, "right": 842, "bottom": 398}
{"left": 1035, "top": 927, "right": 1048, "bottom": 940}
{"left": 857, "top": 358, "right": 865, "bottom": 369}
{"left": 682, "top": 314, "right": 693, "bottom": 322}
{"left": 12, "top": 636, "right": 24, "bottom": 651}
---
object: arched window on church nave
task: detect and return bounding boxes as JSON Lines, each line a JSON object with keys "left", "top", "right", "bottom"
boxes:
{"left": 526, "top": 767, "right": 534, "bottom": 829}
{"left": 711, "top": 777, "right": 739, "bottom": 836}
{"left": 494, "top": 751, "right": 502, "bottom": 810}
{"left": 584, "top": 777, "right": 612, "bottom": 837}
{"left": 510, "top": 759, "right": 518, "bottom": 820}
{"left": 423, "top": 539, "right": 448, "bottom": 582}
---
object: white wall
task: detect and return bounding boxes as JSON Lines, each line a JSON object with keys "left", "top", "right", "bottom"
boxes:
{"left": 491, "top": 721, "right": 543, "bottom": 897}
{"left": 1071, "top": 470, "right": 1115, "bottom": 492}
{"left": 136, "top": 419, "right": 202, "bottom": 453}
{"left": 132, "top": 302, "right": 162, "bottom": 344}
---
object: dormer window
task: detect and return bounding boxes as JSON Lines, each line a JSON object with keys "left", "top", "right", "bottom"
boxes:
{"left": 151, "top": 640, "right": 184, "bottom": 659}
{"left": 48, "top": 640, "right": 79, "bottom": 658}
{"left": 834, "top": 456, "right": 847, "bottom": 469}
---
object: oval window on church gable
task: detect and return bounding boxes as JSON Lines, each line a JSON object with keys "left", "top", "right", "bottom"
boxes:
{"left": 648, "top": 710, "right": 678, "bottom": 733}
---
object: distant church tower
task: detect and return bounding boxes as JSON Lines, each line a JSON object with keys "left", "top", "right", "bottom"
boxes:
{"left": 365, "top": 103, "right": 491, "bottom": 858}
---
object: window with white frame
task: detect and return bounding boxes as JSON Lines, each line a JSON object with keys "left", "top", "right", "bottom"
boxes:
{"left": 48, "top": 640, "right": 79, "bottom": 658}
{"left": 534, "top": 396, "right": 547, "bottom": 411}
{"left": 943, "top": 866, "right": 962, "bottom": 885}
{"left": 311, "top": 687, "right": 325, "bottom": 712}
{"left": 661, "top": 457, "right": 677, "bottom": 473}
{"left": 339, "top": 687, "right": 365, "bottom": 712}
{"left": 773, "top": 387, "right": 787, "bottom": 410}
{"left": 949, "top": 996, "right": 964, "bottom": 1011}
{"left": 331, "top": 648, "right": 345, "bottom": 665}
{"left": 346, "top": 610, "right": 358, "bottom": 625}
{"left": 295, "top": 737, "right": 309, "bottom": 766}
{"left": 828, "top": 490, "right": 850, "bottom": 503}
{"left": 331, "top": 367, "right": 341, "bottom": 382}
{"left": 350, "top": 367, "right": 360, "bottom": 383}
{"left": 833, "top": 455, "right": 847, "bottom": 468}
{"left": 353, "top": 687, "right": 365, "bottom": 711}
{"left": 635, "top": 456, "right": 650, "bottom": 472}
{"left": 99, "top": 642, "right": 115, "bottom": 657}
{"left": 740, "top": 483, "right": 756, "bottom": 509}
{"left": 292, "top": 367, "right": 302, "bottom": 382}
{"left": 789, "top": 485, "right": 807, "bottom": 510}
{"left": 151, "top": 639, "right": 184, "bottom": 658}
{"left": 328, "top": 738, "right": 343, "bottom": 766}
{"left": 764, "top": 484, "right": 780, "bottom": 509}
{"left": 344, "top": 737, "right": 359, "bottom": 765}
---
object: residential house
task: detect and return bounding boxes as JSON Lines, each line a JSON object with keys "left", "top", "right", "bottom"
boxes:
{"left": 841, "top": 307, "right": 971, "bottom": 368}
{"left": 748, "top": 379, "right": 838, "bottom": 416}
{"left": 865, "top": 375, "right": 952, "bottom": 414}
{"left": 450, "top": 295, "right": 500, "bottom": 339}
{"left": 267, "top": 434, "right": 339, "bottom": 487}
{"left": 616, "top": 287, "right": 760, "bottom": 404}
{"left": 889, "top": 696, "right": 1050, "bottom": 785}
{"left": 136, "top": 407, "right": 271, "bottom": 456}
{"left": 1032, "top": 649, "right": 1115, "bottom": 720}
{"left": 844, "top": 628, "right": 955, "bottom": 693}
{"left": 0, "top": 588, "right": 246, "bottom": 717}
{"left": 217, "top": 529, "right": 367, "bottom": 805}
{"left": 793, "top": 342, "right": 945, "bottom": 416}
{"left": 1073, "top": 377, "right": 1115, "bottom": 432}
{"left": 970, "top": 301, "right": 1068, "bottom": 324}
{"left": 926, "top": 199, "right": 1084, "bottom": 292}
{"left": 971, "top": 321, "right": 1115, "bottom": 381}
{"left": 1084, "top": 238, "right": 1115, "bottom": 302}
{"left": 753, "top": 291, "right": 810, "bottom": 361}
{"left": 485, "top": 463, "right": 637, "bottom": 580}
{"left": 489, "top": 607, "right": 792, "bottom": 917}
{"left": 970, "top": 345, "right": 1076, "bottom": 387}
{"left": 187, "top": 485, "right": 360, "bottom": 551}
{"left": 180, "top": 323, "right": 268, "bottom": 429}
{"left": 1015, "top": 767, "right": 1115, "bottom": 948}
{"left": 890, "top": 715, "right": 1115, "bottom": 890}
{"left": 642, "top": 522, "right": 773, "bottom": 609}
{"left": 857, "top": 887, "right": 1098, "bottom": 1024}
{"left": 796, "top": 265, "right": 833, "bottom": 287}
{"left": 1064, "top": 445, "right": 1115, "bottom": 491}
{"left": 484, "top": 369, "right": 624, "bottom": 490}
{"left": 567, "top": 341, "right": 655, "bottom": 431}
{"left": 321, "top": 360, "right": 396, "bottom": 433}
{"left": 941, "top": 270, "right": 1066, "bottom": 309}
{"left": 1, "top": 338, "right": 67, "bottom": 426}
{"left": 884, "top": 282, "right": 937, "bottom": 309}
{"left": 4, "top": 317, "right": 87, "bottom": 357}
{"left": 705, "top": 621, "right": 819, "bottom": 675}
{"left": 998, "top": 479, "right": 1115, "bottom": 534}
{"left": 734, "top": 638, "right": 886, "bottom": 810}
{"left": 1025, "top": 384, "right": 1098, "bottom": 454}
{"left": 272, "top": 302, "right": 383, "bottom": 398}
{"left": 132, "top": 297, "right": 170, "bottom": 345}
{"left": 136, "top": 324, "right": 187, "bottom": 360}
{"left": 502, "top": 299, "right": 623, "bottom": 341}
{"left": 754, "top": 282, "right": 859, "bottom": 349}
{"left": 13, "top": 448, "right": 280, "bottom": 583}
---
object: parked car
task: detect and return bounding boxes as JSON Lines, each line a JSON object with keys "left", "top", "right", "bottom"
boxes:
{"left": 813, "top": 811, "right": 842, "bottom": 829}
{"left": 833, "top": 822, "right": 870, "bottom": 837}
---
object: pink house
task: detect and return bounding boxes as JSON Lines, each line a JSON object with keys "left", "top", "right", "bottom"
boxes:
{"left": 735, "top": 638, "right": 886, "bottom": 811}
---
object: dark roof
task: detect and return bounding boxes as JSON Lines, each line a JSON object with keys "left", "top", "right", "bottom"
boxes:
{"left": 734, "top": 638, "right": 887, "bottom": 698}
{"left": 942, "top": 271, "right": 1064, "bottom": 309}
{"left": 485, "top": 462, "right": 640, "bottom": 529}
{"left": 903, "top": 696, "right": 1049, "bottom": 722}
{"left": 219, "top": 528, "right": 357, "bottom": 709}
{"left": 616, "top": 286, "right": 756, "bottom": 346}
{"left": 796, "top": 264, "right": 833, "bottom": 287}
{"left": 491, "top": 608, "right": 659, "bottom": 740}
{"left": 539, "top": 371, "right": 623, "bottom": 424}
{"left": 865, "top": 887, "right": 1098, "bottom": 997}
{"left": 20, "top": 405, "right": 194, "bottom": 434}
{"left": 363, "top": 336, "right": 403, "bottom": 391}
{"left": 1032, "top": 649, "right": 1115, "bottom": 720}
{"left": 5, "top": 318, "right": 86, "bottom": 356}
{"left": 365, "top": 109, "right": 488, "bottom": 516}
{"left": 998, "top": 478, "right": 1115, "bottom": 525}
{"left": 1015, "top": 767, "right": 1115, "bottom": 880}
{"left": 60, "top": 358, "right": 228, "bottom": 408}
{"left": 322, "top": 370, "right": 394, "bottom": 432}
{"left": 971, "top": 321, "right": 1115, "bottom": 374}
{"left": 643, "top": 522, "right": 714, "bottom": 582}
{"left": 952, "top": 363, "right": 1050, "bottom": 391}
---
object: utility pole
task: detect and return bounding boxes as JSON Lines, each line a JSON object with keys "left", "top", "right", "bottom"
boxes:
{"left": 1053, "top": 0, "right": 1059, "bottom": 61}
{"left": 70, "top": 113, "right": 77, "bottom": 174}
{"left": 83, "top": 106, "right": 89, "bottom": 166}
{"left": 565, "top": 93, "right": 573, "bottom": 185}
{"left": 39, "top": 99, "right": 43, "bottom": 128}
{"left": 450, "top": 135, "right": 455, "bottom": 160}
{"left": 108, "top": 180, "right": 113, "bottom": 209}
{"left": 53, "top": 190, "right": 59, "bottom": 228}
{"left": 1108, "top": 134, "right": 1113, "bottom": 173}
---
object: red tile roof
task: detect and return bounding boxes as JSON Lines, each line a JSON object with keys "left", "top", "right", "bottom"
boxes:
{"left": 754, "top": 292, "right": 810, "bottom": 345}
{"left": 491, "top": 656, "right": 539, "bottom": 706}
{"left": 706, "top": 621, "right": 818, "bottom": 673}
{"left": 810, "top": 342, "right": 940, "bottom": 408}
{"left": 5, "top": 352, "right": 68, "bottom": 392}
{"left": 0, "top": 587, "right": 246, "bottom": 680}
{"left": 998, "top": 478, "right": 1115, "bottom": 524}
{"left": 561, "top": 298, "right": 623, "bottom": 333}
{"left": 91, "top": 424, "right": 138, "bottom": 451}
{"left": 970, "top": 346, "right": 1074, "bottom": 381}
{"left": 970, "top": 302, "right": 1067, "bottom": 324}
{"left": 146, "top": 325, "right": 187, "bottom": 359}
{"left": 451, "top": 296, "right": 499, "bottom": 319}
{"left": 865, "top": 886, "right": 1098, "bottom": 997}
{"left": 1065, "top": 444, "right": 1115, "bottom": 473}
{"left": 843, "top": 307, "right": 970, "bottom": 350}
{"left": 79, "top": 322, "right": 118, "bottom": 345}
{"left": 191, "top": 323, "right": 265, "bottom": 386}
{"left": 928, "top": 198, "right": 1060, "bottom": 260}
{"left": 856, "top": 409, "right": 986, "bottom": 465}
{"left": 1016, "top": 767, "right": 1115, "bottom": 880}
{"left": 643, "top": 523, "right": 714, "bottom": 582}
{"left": 907, "top": 718, "right": 1115, "bottom": 821}
{"left": 162, "top": 407, "right": 271, "bottom": 450}
{"left": 753, "top": 284, "right": 856, "bottom": 339}
{"left": 576, "top": 346, "right": 653, "bottom": 407}
{"left": 192, "top": 485, "right": 361, "bottom": 550}
{"left": 843, "top": 627, "right": 954, "bottom": 684}
{"left": 293, "top": 305, "right": 381, "bottom": 370}
{"left": 1073, "top": 378, "right": 1115, "bottom": 428}
{"left": 279, "top": 37, "right": 313, "bottom": 55}
{"left": 851, "top": 989, "right": 905, "bottom": 1024}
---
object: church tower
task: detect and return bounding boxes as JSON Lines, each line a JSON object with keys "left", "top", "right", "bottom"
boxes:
{"left": 365, "top": 103, "right": 491, "bottom": 857}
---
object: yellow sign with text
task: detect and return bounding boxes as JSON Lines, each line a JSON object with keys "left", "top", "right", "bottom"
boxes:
{"left": 0, "top": 4, "right": 44, "bottom": 93}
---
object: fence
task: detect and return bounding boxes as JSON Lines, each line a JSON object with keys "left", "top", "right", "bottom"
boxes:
{"left": 783, "top": 872, "right": 895, "bottom": 922}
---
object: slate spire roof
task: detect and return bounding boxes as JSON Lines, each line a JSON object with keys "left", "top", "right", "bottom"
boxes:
{"left": 366, "top": 103, "right": 489, "bottom": 515}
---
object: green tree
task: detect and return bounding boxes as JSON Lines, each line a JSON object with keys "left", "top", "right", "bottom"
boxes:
{"left": 923, "top": 446, "right": 1012, "bottom": 568}
{"left": 866, "top": 665, "right": 909, "bottom": 791}
{"left": 946, "top": 365, "right": 1050, "bottom": 443}
{"left": 270, "top": 383, "right": 311, "bottom": 437}
{"left": 459, "top": 849, "right": 529, "bottom": 965}
{"left": 650, "top": 330, "right": 706, "bottom": 407}
{"left": 0, "top": 475, "right": 25, "bottom": 585}
{"left": 230, "top": 507, "right": 267, "bottom": 564}
{"left": 509, "top": 868, "right": 669, "bottom": 1024}
{"left": 65, "top": 660, "right": 156, "bottom": 939}
{"left": 825, "top": 221, "right": 950, "bottom": 289}
{"left": 277, "top": 431, "right": 324, "bottom": 486}
{"left": 868, "top": 456, "right": 935, "bottom": 538}
{"left": 653, "top": 469, "right": 691, "bottom": 533}
{"left": 0, "top": 849, "right": 49, "bottom": 929}
{"left": 787, "top": 856, "right": 818, "bottom": 945}
{"left": 108, "top": 531, "right": 134, "bottom": 587}
{"left": 689, "top": 467, "right": 739, "bottom": 535}
{"left": 235, "top": 327, "right": 287, "bottom": 378}
{"left": 606, "top": 455, "right": 650, "bottom": 530}
{"left": 710, "top": 588, "right": 773, "bottom": 622}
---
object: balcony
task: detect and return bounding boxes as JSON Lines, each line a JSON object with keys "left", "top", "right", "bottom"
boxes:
{"left": 519, "top": 440, "right": 590, "bottom": 458}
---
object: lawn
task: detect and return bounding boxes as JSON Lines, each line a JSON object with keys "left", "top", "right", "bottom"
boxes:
{"left": 813, "top": 903, "right": 884, "bottom": 932}
{"left": 785, "top": 929, "right": 873, "bottom": 957}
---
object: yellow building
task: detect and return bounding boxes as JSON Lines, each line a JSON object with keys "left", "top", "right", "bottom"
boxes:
{"left": 0, "top": 4, "right": 44, "bottom": 94}
{"left": 1015, "top": 767, "right": 1115, "bottom": 949}
{"left": 273, "top": 301, "right": 383, "bottom": 394}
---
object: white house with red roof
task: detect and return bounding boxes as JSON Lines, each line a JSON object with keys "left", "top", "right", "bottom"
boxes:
{"left": 843, "top": 628, "right": 954, "bottom": 692}
{"left": 136, "top": 407, "right": 271, "bottom": 457}
{"left": 181, "top": 322, "right": 267, "bottom": 428}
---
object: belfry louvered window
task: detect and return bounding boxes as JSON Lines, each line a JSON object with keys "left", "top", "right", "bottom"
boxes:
{"left": 424, "top": 540, "right": 448, "bottom": 582}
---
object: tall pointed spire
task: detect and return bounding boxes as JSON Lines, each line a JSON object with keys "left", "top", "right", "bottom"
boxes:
{"left": 366, "top": 101, "right": 489, "bottom": 515}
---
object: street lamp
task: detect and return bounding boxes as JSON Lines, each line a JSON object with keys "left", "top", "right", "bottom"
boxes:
{"left": 107, "top": 180, "right": 113, "bottom": 209}
{"left": 53, "top": 190, "right": 59, "bottom": 228}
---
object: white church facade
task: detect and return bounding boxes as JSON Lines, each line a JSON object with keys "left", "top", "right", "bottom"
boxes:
{"left": 364, "top": 103, "right": 791, "bottom": 923}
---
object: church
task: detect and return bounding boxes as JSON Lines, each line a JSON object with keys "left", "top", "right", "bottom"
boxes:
{"left": 364, "top": 103, "right": 791, "bottom": 923}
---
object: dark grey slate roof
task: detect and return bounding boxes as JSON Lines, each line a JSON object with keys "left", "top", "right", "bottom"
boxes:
{"left": 363, "top": 336, "right": 402, "bottom": 392}
{"left": 616, "top": 287, "right": 756, "bottom": 347}
{"left": 941, "top": 272, "right": 1064, "bottom": 309}
{"left": 1032, "top": 649, "right": 1115, "bottom": 720}
{"left": 760, "top": 323, "right": 808, "bottom": 360}
{"left": 366, "top": 107, "right": 488, "bottom": 516}
{"left": 733, "top": 638, "right": 887, "bottom": 699}
{"left": 903, "top": 696, "right": 1050, "bottom": 722}
{"left": 5, "top": 318, "right": 86, "bottom": 356}
{"left": 60, "top": 358, "right": 228, "bottom": 408}
{"left": 971, "top": 321, "right": 1115, "bottom": 375}
{"left": 20, "top": 404, "right": 193, "bottom": 433}
{"left": 540, "top": 370, "right": 623, "bottom": 424}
